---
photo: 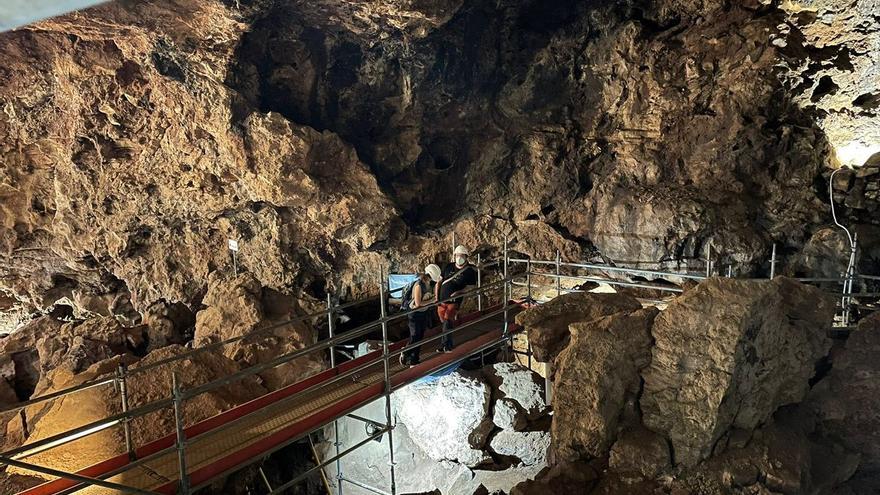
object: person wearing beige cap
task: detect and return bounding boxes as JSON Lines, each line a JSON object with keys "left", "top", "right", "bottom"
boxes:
{"left": 400, "top": 264, "right": 441, "bottom": 366}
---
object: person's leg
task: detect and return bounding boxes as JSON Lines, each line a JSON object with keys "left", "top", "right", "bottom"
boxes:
{"left": 411, "top": 312, "right": 426, "bottom": 363}
{"left": 437, "top": 303, "right": 451, "bottom": 351}
{"left": 404, "top": 315, "right": 418, "bottom": 364}
{"left": 442, "top": 304, "right": 459, "bottom": 350}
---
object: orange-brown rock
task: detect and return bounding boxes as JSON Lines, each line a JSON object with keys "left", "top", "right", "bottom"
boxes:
{"left": 551, "top": 308, "right": 657, "bottom": 462}
{"left": 515, "top": 292, "right": 642, "bottom": 363}
{"left": 2, "top": 345, "right": 266, "bottom": 489}
{"left": 193, "top": 272, "right": 324, "bottom": 390}
{"left": 641, "top": 277, "right": 836, "bottom": 467}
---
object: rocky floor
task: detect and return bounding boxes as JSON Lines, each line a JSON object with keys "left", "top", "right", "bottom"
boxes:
{"left": 319, "top": 362, "right": 551, "bottom": 495}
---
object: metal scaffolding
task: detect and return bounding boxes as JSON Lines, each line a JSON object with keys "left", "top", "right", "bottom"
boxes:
{"left": 2, "top": 236, "right": 874, "bottom": 495}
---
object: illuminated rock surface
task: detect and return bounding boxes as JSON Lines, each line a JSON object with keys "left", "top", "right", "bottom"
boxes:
{"left": 483, "top": 362, "right": 548, "bottom": 421}
{"left": 552, "top": 307, "right": 657, "bottom": 461}
{"left": 394, "top": 371, "right": 493, "bottom": 467}
{"left": 321, "top": 366, "right": 549, "bottom": 495}
{"left": 641, "top": 277, "right": 836, "bottom": 467}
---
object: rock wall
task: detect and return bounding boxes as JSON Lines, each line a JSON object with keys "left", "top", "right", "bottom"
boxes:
{"left": 512, "top": 278, "right": 862, "bottom": 494}
{"left": 806, "top": 312, "right": 880, "bottom": 491}
{"left": 1, "top": 0, "right": 877, "bottom": 329}
{"left": 641, "top": 277, "right": 836, "bottom": 467}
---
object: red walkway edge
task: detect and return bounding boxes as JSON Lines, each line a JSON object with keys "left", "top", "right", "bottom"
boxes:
{"left": 19, "top": 304, "right": 520, "bottom": 495}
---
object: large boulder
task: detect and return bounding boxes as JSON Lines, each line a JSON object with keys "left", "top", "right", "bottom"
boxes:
{"left": 608, "top": 426, "right": 671, "bottom": 482}
{"left": 483, "top": 363, "right": 548, "bottom": 421}
{"left": 806, "top": 312, "right": 880, "bottom": 483}
{"left": 514, "top": 292, "right": 642, "bottom": 363}
{"left": 552, "top": 308, "right": 657, "bottom": 461}
{"left": 394, "top": 371, "right": 493, "bottom": 467}
{"left": 489, "top": 430, "right": 550, "bottom": 466}
{"left": 641, "top": 277, "right": 835, "bottom": 467}
{"left": 493, "top": 398, "right": 527, "bottom": 431}
{"left": 194, "top": 273, "right": 324, "bottom": 390}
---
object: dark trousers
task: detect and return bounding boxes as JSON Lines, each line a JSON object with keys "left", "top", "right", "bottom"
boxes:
{"left": 404, "top": 311, "right": 428, "bottom": 363}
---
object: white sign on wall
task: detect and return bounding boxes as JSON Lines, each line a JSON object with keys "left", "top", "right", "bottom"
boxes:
{"left": 227, "top": 239, "right": 239, "bottom": 252}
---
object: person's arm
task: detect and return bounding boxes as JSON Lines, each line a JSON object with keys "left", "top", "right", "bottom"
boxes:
{"left": 420, "top": 286, "right": 435, "bottom": 305}
{"left": 450, "top": 266, "right": 478, "bottom": 298}
{"left": 412, "top": 283, "right": 423, "bottom": 309}
{"left": 435, "top": 277, "right": 442, "bottom": 302}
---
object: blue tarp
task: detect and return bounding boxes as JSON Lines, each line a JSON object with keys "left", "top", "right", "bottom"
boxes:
{"left": 388, "top": 273, "right": 418, "bottom": 297}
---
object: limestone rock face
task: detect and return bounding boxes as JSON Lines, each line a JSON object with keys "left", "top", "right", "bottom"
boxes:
{"left": 552, "top": 308, "right": 657, "bottom": 462}
{"left": 492, "top": 398, "right": 527, "bottom": 431}
{"left": 0, "top": 0, "right": 399, "bottom": 320}
{"left": 807, "top": 312, "right": 880, "bottom": 484}
{"left": 777, "top": 1, "right": 880, "bottom": 168}
{"left": 641, "top": 277, "right": 836, "bottom": 467}
{"left": 32, "top": 317, "right": 143, "bottom": 394}
{"left": 394, "top": 371, "right": 493, "bottom": 467}
{"left": 515, "top": 292, "right": 642, "bottom": 363}
{"left": 0, "top": 315, "right": 143, "bottom": 399}
{"left": 786, "top": 227, "right": 853, "bottom": 279}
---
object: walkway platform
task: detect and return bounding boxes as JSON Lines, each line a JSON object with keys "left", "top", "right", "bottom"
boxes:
{"left": 18, "top": 305, "right": 523, "bottom": 495}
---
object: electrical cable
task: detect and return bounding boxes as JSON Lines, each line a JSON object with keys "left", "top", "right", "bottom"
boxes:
{"left": 829, "top": 168, "right": 855, "bottom": 249}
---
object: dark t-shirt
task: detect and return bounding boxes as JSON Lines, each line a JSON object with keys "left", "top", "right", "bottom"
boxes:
{"left": 438, "top": 262, "right": 478, "bottom": 304}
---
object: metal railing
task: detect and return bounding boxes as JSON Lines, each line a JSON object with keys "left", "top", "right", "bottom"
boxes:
{"left": 511, "top": 243, "right": 877, "bottom": 329}
{"left": 4, "top": 234, "right": 877, "bottom": 495}
{"left": 0, "top": 243, "right": 514, "bottom": 495}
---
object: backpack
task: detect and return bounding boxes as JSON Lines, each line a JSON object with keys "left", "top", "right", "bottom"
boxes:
{"left": 399, "top": 279, "right": 420, "bottom": 311}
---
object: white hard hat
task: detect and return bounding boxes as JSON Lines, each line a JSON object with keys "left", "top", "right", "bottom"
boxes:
{"left": 453, "top": 245, "right": 470, "bottom": 256}
{"left": 425, "top": 264, "right": 442, "bottom": 282}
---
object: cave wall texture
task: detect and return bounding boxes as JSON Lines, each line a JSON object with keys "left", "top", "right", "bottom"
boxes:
{"left": 0, "top": 0, "right": 878, "bottom": 326}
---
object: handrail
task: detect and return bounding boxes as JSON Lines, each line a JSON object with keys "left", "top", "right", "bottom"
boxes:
{"left": 1, "top": 260, "right": 504, "bottom": 416}
{"left": 0, "top": 456, "right": 158, "bottom": 495}
{"left": 507, "top": 257, "right": 706, "bottom": 280}
{"left": 0, "top": 277, "right": 509, "bottom": 460}
{"left": 5, "top": 397, "right": 173, "bottom": 459}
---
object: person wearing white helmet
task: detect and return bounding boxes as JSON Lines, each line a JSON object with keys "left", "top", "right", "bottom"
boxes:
{"left": 435, "top": 245, "right": 478, "bottom": 353}
{"left": 401, "top": 264, "right": 442, "bottom": 366}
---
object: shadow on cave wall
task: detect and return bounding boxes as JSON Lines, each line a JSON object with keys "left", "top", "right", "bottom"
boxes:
{"left": 224, "top": 0, "right": 617, "bottom": 231}
{"left": 223, "top": 0, "right": 876, "bottom": 274}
